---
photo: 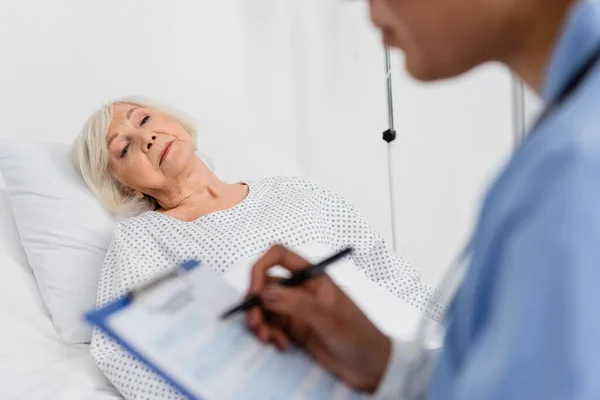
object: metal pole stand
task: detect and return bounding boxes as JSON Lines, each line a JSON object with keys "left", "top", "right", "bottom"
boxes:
{"left": 383, "top": 46, "right": 398, "bottom": 250}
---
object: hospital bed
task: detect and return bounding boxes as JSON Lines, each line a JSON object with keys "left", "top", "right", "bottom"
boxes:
{"left": 0, "top": 143, "right": 433, "bottom": 399}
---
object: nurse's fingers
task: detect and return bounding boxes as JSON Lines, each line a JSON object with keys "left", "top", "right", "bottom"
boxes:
{"left": 271, "top": 326, "right": 291, "bottom": 351}
{"left": 260, "top": 284, "right": 341, "bottom": 341}
{"left": 250, "top": 311, "right": 291, "bottom": 350}
{"left": 248, "top": 245, "right": 309, "bottom": 297}
{"left": 246, "top": 307, "right": 263, "bottom": 331}
{"left": 246, "top": 276, "right": 285, "bottom": 336}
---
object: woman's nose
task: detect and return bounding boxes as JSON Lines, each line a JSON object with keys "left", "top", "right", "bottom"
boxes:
{"left": 146, "top": 135, "right": 157, "bottom": 150}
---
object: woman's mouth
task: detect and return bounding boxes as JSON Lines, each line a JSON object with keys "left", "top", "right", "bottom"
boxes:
{"left": 159, "top": 141, "right": 174, "bottom": 165}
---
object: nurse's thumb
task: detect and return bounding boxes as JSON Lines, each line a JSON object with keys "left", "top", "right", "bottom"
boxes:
{"left": 260, "top": 285, "right": 337, "bottom": 333}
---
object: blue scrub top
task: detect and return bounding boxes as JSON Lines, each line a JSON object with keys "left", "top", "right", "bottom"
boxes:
{"left": 429, "top": 1, "right": 600, "bottom": 398}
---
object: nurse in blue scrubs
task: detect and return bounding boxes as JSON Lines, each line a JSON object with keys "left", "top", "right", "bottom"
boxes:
{"left": 246, "top": 0, "right": 600, "bottom": 398}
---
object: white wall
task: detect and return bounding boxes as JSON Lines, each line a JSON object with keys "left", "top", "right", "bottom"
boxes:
{"left": 390, "top": 76, "right": 542, "bottom": 285}
{"left": 390, "top": 58, "right": 514, "bottom": 285}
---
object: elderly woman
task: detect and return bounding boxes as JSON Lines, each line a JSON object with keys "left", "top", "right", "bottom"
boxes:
{"left": 73, "top": 96, "right": 442, "bottom": 400}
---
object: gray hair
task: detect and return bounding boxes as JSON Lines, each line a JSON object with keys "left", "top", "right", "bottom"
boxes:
{"left": 72, "top": 96, "right": 197, "bottom": 216}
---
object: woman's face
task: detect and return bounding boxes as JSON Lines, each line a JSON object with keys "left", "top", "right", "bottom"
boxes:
{"left": 370, "top": 0, "right": 512, "bottom": 81}
{"left": 106, "top": 103, "right": 196, "bottom": 197}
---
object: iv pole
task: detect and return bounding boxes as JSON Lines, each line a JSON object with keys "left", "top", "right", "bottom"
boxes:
{"left": 383, "top": 46, "right": 399, "bottom": 251}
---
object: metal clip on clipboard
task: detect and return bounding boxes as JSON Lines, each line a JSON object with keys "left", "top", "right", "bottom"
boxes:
{"left": 127, "top": 260, "right": 200, "bottom": 314}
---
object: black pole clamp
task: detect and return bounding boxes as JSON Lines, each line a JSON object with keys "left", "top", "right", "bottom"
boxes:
{"left": 383, "top": 129, "right": 397, "bottom": 143}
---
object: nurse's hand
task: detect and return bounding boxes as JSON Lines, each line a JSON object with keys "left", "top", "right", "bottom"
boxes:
{"left": 246, "top": 245, "right": 391, "bottom": 393}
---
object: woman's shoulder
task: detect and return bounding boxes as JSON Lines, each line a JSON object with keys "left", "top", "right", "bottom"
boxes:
{"left": 112, "top": 211, "right": 161, "bottom": 239}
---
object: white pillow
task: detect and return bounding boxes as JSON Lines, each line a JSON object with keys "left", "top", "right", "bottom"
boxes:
{"left": 0, "top": 188, "right": 119, "bottom": 399}
{"left": 0, "top": 138, "right": 304, "bottom": 344}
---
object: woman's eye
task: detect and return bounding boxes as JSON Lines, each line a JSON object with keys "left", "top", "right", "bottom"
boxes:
{"left": 120, "top": 144, "right": 130, "bottom": 158}
{"left": 140, "top": 115, "right": 150, "bottom": 126}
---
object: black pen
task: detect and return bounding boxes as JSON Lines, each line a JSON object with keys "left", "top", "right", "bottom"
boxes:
{"left": 220, "top": 247, "right": 353, "bottom": 320}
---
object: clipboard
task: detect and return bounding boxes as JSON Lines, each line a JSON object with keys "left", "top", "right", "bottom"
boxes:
{"left": 86, "top": 259, "right": 364, "bottom": 400}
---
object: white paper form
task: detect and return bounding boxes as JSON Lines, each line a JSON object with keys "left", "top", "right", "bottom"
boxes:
{"left": 105, "top": 263, "right": 365, "bottom": 400}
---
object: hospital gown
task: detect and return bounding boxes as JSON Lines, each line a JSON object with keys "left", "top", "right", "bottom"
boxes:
{"left": 91, "top": 176, "right": 442, "bottom": 399}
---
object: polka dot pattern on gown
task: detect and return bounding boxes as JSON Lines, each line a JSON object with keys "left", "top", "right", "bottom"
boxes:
{"left": 90, "top": 176, "right": 443, "bottom": 400}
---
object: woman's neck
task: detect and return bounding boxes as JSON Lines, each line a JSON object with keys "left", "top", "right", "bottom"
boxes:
{"left": 151, "top": 160, "right": 248, "bottom": 220}
{"left": 160, "top": 181, "right": 248, "bottom": 222}
{"left": 502, "top": 0, "right": 575, "bottom": 94}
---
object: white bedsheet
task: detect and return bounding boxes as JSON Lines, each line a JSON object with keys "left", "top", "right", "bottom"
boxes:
{"left": 0, "top": 188, "right": 121, "bottom": 400}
